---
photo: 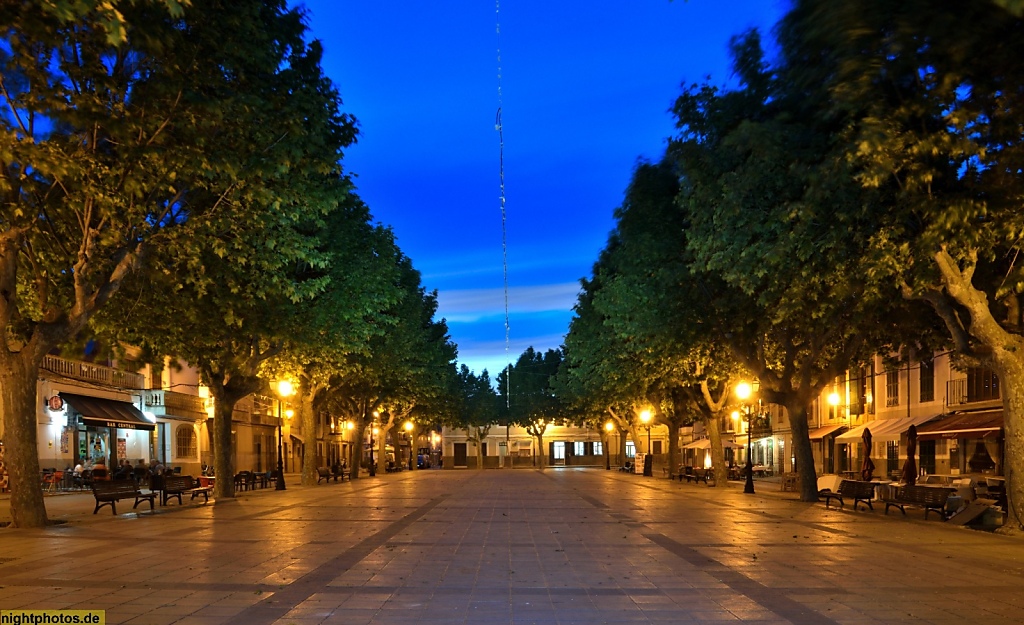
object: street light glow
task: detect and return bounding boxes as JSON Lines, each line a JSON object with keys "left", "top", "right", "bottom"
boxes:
{"left": 735, "top": 381, "right": 752, "bottom": 400}
{"left": 277, "top": 379, "right": 294, "bottom": 397}
{"left": 828, "top": 391, "right": 840, "bottom": 406}
{"left": 639, "top": 409, "right": 652, "bottom": 424}
{"left": 404, "top": 420, "right": 414, "bottom": 432}
{"left": 605, "top": 421, "right": 614, "bottom": 432}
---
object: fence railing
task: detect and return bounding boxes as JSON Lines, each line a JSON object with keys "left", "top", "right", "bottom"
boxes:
{"left": 143, "top": 389, "right": 208, "bottom": 420}
{"left": 42, "top": 355, "right": 145, "bottom": 389}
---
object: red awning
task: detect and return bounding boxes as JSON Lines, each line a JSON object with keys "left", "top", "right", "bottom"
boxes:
{"left": 916, "top": 410, "right": 1003, "bottom": 441}
{"left": 808, "top": 424, "right": 846, "bottom": 440}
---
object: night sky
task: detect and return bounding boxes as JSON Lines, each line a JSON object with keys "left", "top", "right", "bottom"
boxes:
{"left": 297, "top": 0, "right": 787, "bottom": 377}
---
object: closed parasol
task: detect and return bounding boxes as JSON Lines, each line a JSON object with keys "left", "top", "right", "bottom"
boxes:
{"left": 860, "top": 426, "right": 875, "bottom": 481}
{"left": 901, "top": 424, "right": 918, "bottom": 486}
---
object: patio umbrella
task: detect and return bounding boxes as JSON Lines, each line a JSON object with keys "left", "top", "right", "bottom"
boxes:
{"left": 901, "top": 424, "right": 918, "bottom": 486}
{"left": 860, "top": 427, "right": 876, "bottom": 482}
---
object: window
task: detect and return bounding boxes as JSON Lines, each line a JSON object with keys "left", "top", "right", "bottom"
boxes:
{"left": 919, "top": 359, "right": 935, "bottom": 403}
{"left": 625, "top": 441, "right": 636, "bottom": 458}
{"left": 887, "top": 441, "right": 899, "bottom": 474}
{"left": 886, "top": 369, "right": 900, "bottom": 407}
{"left": 175, "top": 425, "right": 197, "bottom": 459}
{"left": 593, "top": 441, "right": 603, "bottom": 456}
{"left": 573, "top": 441, "right": 586, "bottom": 456}
{"left": 967, "top": 367, "right": 1000, "bottom": 402}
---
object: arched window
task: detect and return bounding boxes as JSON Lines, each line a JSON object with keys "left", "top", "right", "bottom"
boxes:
{"left": 175, "top": 425, "right": 197, "bottom": 459}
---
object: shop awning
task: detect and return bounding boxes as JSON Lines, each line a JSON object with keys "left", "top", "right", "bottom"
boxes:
{"left": 808, "top": 424, "right": 846, "bottom": 440}
{"left": 61, "top": 393, "right": 155, "bottom": 431}
{"left": 870, "top": 413, "right": 942, "bottom": 441}
{"left": 917, "top": 410, "right": 1003, "bottom": 441}
{"left": 836, "top": 414, "right": 939, "bottom": 443}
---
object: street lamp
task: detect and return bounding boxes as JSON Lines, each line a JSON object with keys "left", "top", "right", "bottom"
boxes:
{"left": 640, "top": 409, "right": 653, "bottom": 476}
{"left": 605, "top": 421, "right": 614, "bottom": 470}
{"left": 828, "top": 391, "right": 843, "bottom": 471}
{"left": 735, "top": 381, "right": 757, "bottom": 494}
{"left": 404, "top": 420, "right": 414, "bottom": 470}
{"left": 369, "top": 412, "right": 379, "bottom": 477}
{"left": 276, "top": 379, "right": 294, "bottom": 491}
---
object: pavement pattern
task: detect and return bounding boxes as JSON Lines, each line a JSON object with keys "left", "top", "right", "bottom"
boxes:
{"left": 1, "top": 468, "right": 1023, "bottom": 624}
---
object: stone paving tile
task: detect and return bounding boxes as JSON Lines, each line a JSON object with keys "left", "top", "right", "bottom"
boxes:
{"left": 3, "top": 470, "right": 1024, "bottom": 623}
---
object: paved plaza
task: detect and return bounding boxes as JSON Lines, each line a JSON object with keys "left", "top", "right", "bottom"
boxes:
{"left": 1, "top": 469, "right": 1023, "bottom": 624}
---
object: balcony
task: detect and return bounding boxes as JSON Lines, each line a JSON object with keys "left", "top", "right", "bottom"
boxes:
{"left": 947, "top": 369, "right": 1000, "bottom": 406}
{"left": 42, "top": 355, "right": 145, "bottom": 389}
{"left": 143, "top": 389, "right": 208, "bottom": 421}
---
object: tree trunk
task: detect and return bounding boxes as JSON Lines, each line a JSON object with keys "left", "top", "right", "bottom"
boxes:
{"left": 209, "top": 385, "right": 238, "bottom": 501}
{"left": 995, "top": 351, "right": 1024, "bottom": 528}
{"left": 350, "top": 421, "right": 366, "bottom": 480}
{"left": 299, "top": 382, "right": 319, "bottom": 487}
{"left": 377, "top": 430, "right": 389, "bottom": 474}
{"left": 536, "top": 433, "right": 546, "bottom": 468}
{"left": 786, "top": 399, "right": 818, "bottom": 502}
{"left": 706, "top": 416, "right": 728, "bottom": 487}
{"left": 618, "top": 429, "right": 627, "bottom": 467}
{"left": 666, "top": 418, "right": 681, "bottom": 479}
{"left": 0, "top": 349, "right": 48, "bottom": 527}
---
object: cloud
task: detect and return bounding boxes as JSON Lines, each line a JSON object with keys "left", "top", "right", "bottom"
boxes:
{"left": 456, "top": 333, "right": 567, "bottom": 378}
{"left": 437, "top": 282, "right": 580, "bottom": 323}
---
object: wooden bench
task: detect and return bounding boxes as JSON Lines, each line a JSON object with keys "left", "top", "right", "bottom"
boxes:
{"left": 91, "top": 479, "right": 156, "bottom": 515}
{"left": 317, "top": 467, "right": 333, "bottom": 484}
{"left": 162, "top": 475, "right": 212, "bottom": 505}
{"left": 882, "top": 484, "right": 953, "bottom": 520}
{"left": 684, "top": 468, "right": 712, "bottom": 485}
{"left": 331, "top": 465, "right": 348, "bottom": 482}
{"left": 819, "top": 480, "right": 875, "bottom": 511}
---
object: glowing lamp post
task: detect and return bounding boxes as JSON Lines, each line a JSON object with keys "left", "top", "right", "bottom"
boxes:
{"left": 276, "top": 380, "right": 294, "bottom": 491}
{"left": 369, "top": 412, "right": 379, "bottom": 477}
{"left": 404, "top": 420, "right": 415, "bottom": 470}
{"left": 605, "top": 421, "right": 614, "bottom": 470}
{"left": 640, "top": 409, "right": 653, "bottom": 476}
{"left": 828, "top": 391, "right": 842, "bottom": 470}
{"left": 736, "top": 381, "right": 757, "bottom": 494}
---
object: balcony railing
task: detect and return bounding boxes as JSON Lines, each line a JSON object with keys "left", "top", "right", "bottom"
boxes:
{"left": 42, "top": 355, "right": 145, "bottom": 389}
{"left": 143, "top": 389, "right": 208, "bottom": 421}
{"left": 947, "top": 375, "right": 1000, "bottom": 405}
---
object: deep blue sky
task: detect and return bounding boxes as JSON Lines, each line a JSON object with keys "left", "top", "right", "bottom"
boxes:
{"left": 298, "top": 0, "right": 787, "bottom": 378}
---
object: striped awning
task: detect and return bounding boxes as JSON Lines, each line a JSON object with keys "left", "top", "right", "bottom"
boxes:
{"left": 836, "top": 413, "right": 940, "bottom": 443}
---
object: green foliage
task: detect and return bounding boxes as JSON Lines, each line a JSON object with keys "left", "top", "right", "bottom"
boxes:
{"left": 450, "top": 365, "right": 500, "bottom": 429}
{"left": 498, "top": 347, "right": 562, "bottom": 426}
{"left": 780, "top": 0, "right": 1024, "bottom": 354}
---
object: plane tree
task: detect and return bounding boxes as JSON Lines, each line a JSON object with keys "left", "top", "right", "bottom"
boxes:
{"left": 571, "top": 159, "right": 744, "bottom": 486}
{"left": 670, "top": 31, "right": 924, "bottom": 500}
{"left": 498, "top": 347, "right": 562, "bottom": 468}
{"left": 0, "top": 0, "right": 339, "bottom": 524}
{"left": 448, "top": 365, "right": 500, "bottom": 469}
{"left": 326, "top": 254, "right": 457, "bottom": 476}
{"left": 270, "top": 200, "right": 403, "bottom": 486}
{"left": 779, "top": 0, "right": 1024, "bottom": 522}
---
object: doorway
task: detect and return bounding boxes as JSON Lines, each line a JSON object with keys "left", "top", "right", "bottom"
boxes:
{"left": 453, "top": 442, "right": 468, "bottom": 467}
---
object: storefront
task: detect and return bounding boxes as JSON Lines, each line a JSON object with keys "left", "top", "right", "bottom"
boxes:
{"left": 916, "top": 410, "right": 1003, "bottom": 475}
{"left": 60, "top": 392, "right": 155, "bottom": 468}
